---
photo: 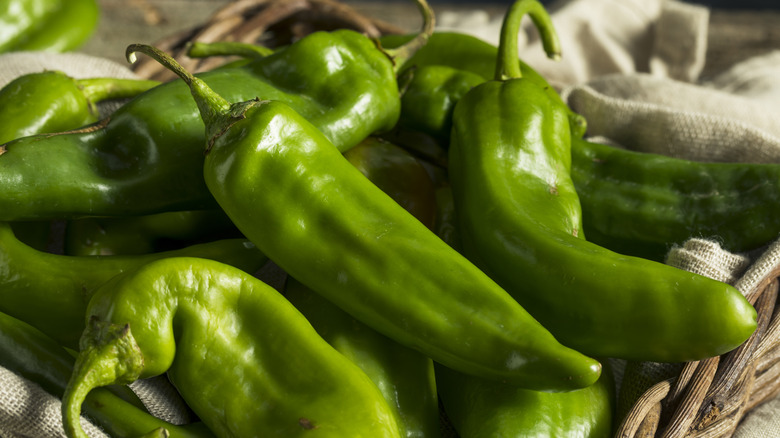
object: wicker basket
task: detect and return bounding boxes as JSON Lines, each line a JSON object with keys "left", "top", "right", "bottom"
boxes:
{"left": 131, "top": 1, "right": 780, "bottom": 437}
{"left": 130, "top": 0, "right": 404, "bottom": 81}
{"left": 616, "top": 263, "right": 780, "bottom": 438}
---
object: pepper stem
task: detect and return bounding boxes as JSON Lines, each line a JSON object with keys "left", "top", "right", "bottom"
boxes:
{"left": 126, "top": 43, "right": 259, "bottom": 154}
{"left": 186, "top": 41, "right": 274, "bottom": 59}
{"left": 383, "top": 0, "right": 435, "bottom": 72}
{"left": 62, "top": 318, "right": 144, "bottom": 438}
{"left": 495, "top": 0, "right": 561, "bottom": 81}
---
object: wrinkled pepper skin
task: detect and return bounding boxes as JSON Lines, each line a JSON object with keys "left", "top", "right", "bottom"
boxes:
{"left": 448, "top": 0, "right": 756, "bottom": 362}
{"left": 139, "top": 43, "right": 604, "bottom": 390}
{"left": 0, "top": 14, "right": 430, "bottom": 220}
{"left": 285, "top": 278, "right": 440, "bottom": 438}
{"left": 65, "top": 209, "right": 242, "bottom": 256}
{"left": 0, "top": 70, "right": 159, "bottom": 144}
{"left": 436, "top": 361, "right": 614, "bottom": 438}
{"left": 0, "top": 222, "right": 267, "bottom": 348}
{"left": 62, "top": 257, "right": 403, "bottom": 438}
{"left": 0, "top": 311, "right": 214, "bottom": 438}
{"left": 344, "top": 136, "right": 437, "bottom": 230}
{"left": 0, "top": 0, "right": 99, "bottom": 53}
{"left": 572, "top": 136, "right": 780, "bottom": 261}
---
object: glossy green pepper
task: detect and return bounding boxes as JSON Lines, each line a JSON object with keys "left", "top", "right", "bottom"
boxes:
{"left": 285, "top": 145, "right": 440, "bottom": 438}
{"left": 0, "top": 0, "right": 434, "bottom": 221}
{"left": 65, "top": 209, "right": 242, "bottom": 256}
{"left": 381, "top": 31, "right": 587, "bottom": 140}
{"left": 436, "top": 361, "right": 615, "bottom": 438}
{"left": 447, "top": 0, "right": 756, "bottom": 362}
{"left": 0, "top": 70, "right": 159, "bottom": 144}
{"left": 134, "top": 43, "right": 601, "bottom": 390}
{"left": 572, "top": 136, "right": 780, "bottom": 261}
{"left": 62, "top": 257, "right": 403, "bottom": 438}
{"left": 0, "top": 0, "right": 99, "bottom": 53}
{"left": 0, "top": 221, "right": 267, "bottom": 348}
{"left": 0, "top": 311, "right": 214, "bottom": 438}
{"left": 285, "top": 278, "right": 440, "bottom": 438}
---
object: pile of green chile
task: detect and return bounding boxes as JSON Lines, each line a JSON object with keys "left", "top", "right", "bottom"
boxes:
{"left": 0, "top": 0, "right": 774, "bottom": 436}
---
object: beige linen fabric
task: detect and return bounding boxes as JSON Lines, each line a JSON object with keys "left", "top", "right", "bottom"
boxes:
{"left": 439, "top": 0, "right": 708, "bottom": 86}
{"left": 0, "top": 367, "right": 108, "bottom": 438}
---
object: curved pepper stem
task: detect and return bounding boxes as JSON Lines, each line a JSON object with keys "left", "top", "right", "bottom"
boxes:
{"left": 126, "top": 43, "right": 259, "bottom": 154}
{"left": 383, "top": 0, "right": 436, "bottom": 71}
{"left": 495, "top": 0, "right": 561, "bottom": 81}
{"left": 61, "top": 318, "right": 145, "bottom": 438}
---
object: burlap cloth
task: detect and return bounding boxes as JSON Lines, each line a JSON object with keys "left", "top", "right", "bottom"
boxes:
{"left": 2, "top": 0, "right": 780, "bottom": 436}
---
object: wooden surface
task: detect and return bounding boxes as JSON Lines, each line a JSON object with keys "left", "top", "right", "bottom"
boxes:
{"left": 80, "top": 0, "right": 780, "bottom": 79}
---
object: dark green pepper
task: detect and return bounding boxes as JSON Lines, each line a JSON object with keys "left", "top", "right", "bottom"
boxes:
{"left": 344, "top": 136, "right": 437, "bottom": 230}
{"left": 0, "top": 70, "right": 159, "bottom": 144}
{"left": 0, "top": 0, "right": 99, "bottom": 53}
{"left": 447, "top": 0, "right": 756, "bottom": 362}
{"left": 62, "top": 257, "right": 403, "bottom": 438}
{"left": 0, "top": 311, "right": 214, "bottom": 438}
{"left": 436, "top": 361, "right": 615, "bottom": 438}
{"left": 0, "top": 0, "right": 434, "bottom": 221}
{"left": 397, "top": 65, "right": 485, "bottom": 145}
{"left": 572, "top": 136, "right": 780, "bottom": 261}
{"left": 65, "top": 209, "right": 242, "bottom": 256}
{"left": 0, "top": 221, "right": 267, "bottom": 348}
{"left": 134, "top": 43, "right": 601, "bottom": 390}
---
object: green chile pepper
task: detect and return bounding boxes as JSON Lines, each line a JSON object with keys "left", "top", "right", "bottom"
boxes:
{"left": 436, "top": 361, "right": 615, "bottom": 438}
{"left": 0, "top": 0, "right": 99, "bottom": 53}
{"left": 65, "top": 209, "right": 242, "bottom": 256}
{"left": 0, "top": 311, "right": 214, "bottom": 438}
{"left": 572, "top": 136, "right": 780, "bottom": 261}
{"left": 285, "top": 278, "right": 440, "bottom": 438}
{"left": 135, "top": 44, "right": 601, "bottom": 391}
{"left": 286, "top": 144, "right": 440, "bottom": 438}
{"left": 344, "top": 136, "right": 437, "bottom": 229}
{"left": 397, "top": 65, "right": 485, "bottom": 145}
{"left": 447, "top": 0, "right": 756, "bottom": 362}
{"left": 0, "top": 70, "right": 159, "bottom": 144}
{"left": 432, "top": 167, "right": 615, "bottom": 438}
{"left": 381, "top": 31, "right": 587, "bottom": 139}
{"left": 0, "top": 0, "right": 434, "bottom": 221}
{"left": 0, "top": 221, "right": 267, "bottom": 348}
{"left": 62, "top": 257, "right": 403, "bottom": 438}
